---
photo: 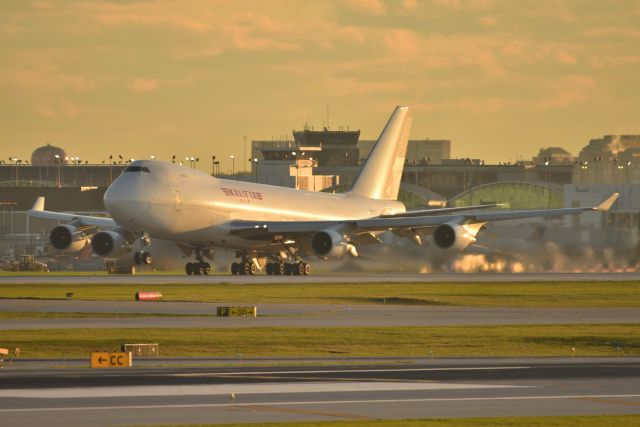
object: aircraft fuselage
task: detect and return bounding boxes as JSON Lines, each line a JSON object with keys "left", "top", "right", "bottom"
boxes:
{"left": 104, "top": 160, "right": 405, "bottom": 249}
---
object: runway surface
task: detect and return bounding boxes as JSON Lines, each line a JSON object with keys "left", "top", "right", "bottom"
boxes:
{"left": 1, "top": 299, "right": 638, "bottom": 329}
{"left": 2, "top": 271, "right": 640, "bottom": 284}
{"left": 1, "top": 358, "right": 638, "bottom": 426}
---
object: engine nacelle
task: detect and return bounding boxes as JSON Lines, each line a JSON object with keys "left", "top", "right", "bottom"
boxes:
{"left": 49, "top": 224, "right": 88, "bottom": 253}
{"left": 311, "top": 229, "right": 349, "bottom": 258}
{"left": 433, "top": 223, "right": 477, "bottom": 251}
{"left": 91, "top": 230, "right": 129, "bottom": 258}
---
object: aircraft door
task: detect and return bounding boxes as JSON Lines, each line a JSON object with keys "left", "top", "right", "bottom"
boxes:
{"left": 173, "top": 190, "right": 181, "bottom": 211}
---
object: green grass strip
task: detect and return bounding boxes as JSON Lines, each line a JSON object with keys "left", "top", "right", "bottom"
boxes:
{"left": 2, "top": 324, "right": 638, "bottom": 358}
{"left": 1, "top": 281, "right": 640, "bottom": 307}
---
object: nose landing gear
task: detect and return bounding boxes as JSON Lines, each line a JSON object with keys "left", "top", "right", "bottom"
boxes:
{"left": 134, "top": 251, "right": 152, "bottom": 265}
{"left": 133, "top": 232, "right": 152, "bottom": 266}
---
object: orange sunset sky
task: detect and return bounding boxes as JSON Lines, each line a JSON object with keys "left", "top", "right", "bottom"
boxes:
{"left": 1, "top": 0, "right": 639, "bottom": 172}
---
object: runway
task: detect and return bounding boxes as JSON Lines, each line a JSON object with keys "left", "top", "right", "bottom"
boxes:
{"left": 1, "top": 299, "right": 638, "bottom": 329}
{"left": 2, "top": 271, "right": 640, "bottom": 284}
{"left": 1, "top": 358, "right": 638, "bottom": 426}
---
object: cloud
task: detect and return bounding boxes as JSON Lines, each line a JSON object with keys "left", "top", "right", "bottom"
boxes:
{"left": 458, "top": 97, "right": 508, "bottom": 113}
{"left": 536, "top": 75, "right": 597, "bottom": 109}
{"left": 38, "top": 101, "right": 85, "bottom": 119}
{"left": 431, "top": 0, "right": 495, "bottom": 11}
{"left": 345, "top": 0, "right": 387, "bottom": 15}
{"left": 582, "top": 27, "right": 640, "bottom": 39}
{"left": 128, "top": 78, "right": 159, "bottom": 93}
{"left": 325, "top": 78, "right": 406, "bottom": 95}
{"left": 477, "top": 14, "right": 500, "bottom": 27}
{"left": 402, "top": 0, "right": 418, "bottom": 10}
{"left": 590, "top": 55, "right": 640, "bottom": 69}
{"left": 554, "top": 50, "right": 577, "bottom": 65}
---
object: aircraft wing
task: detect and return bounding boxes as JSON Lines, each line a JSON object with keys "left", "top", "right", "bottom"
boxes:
{"left": 230, "top": 193, "right": 619, "bottom": 240}
{"left": 27, "top": 196, "right": 116, "bottom": 228}
{"left": 379, "top": 203, "right": 502, "bottom": 218}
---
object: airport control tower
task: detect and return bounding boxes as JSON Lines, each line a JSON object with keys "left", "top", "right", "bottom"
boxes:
{"left": 292, "top": 128, "right": 361, "bottom": 167}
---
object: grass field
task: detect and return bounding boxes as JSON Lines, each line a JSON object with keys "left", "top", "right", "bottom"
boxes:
{"left": 2, "top": 323, "right": 637, "bottom": 358}
{"left": 1, "top": 281, "right": 640, "bottom": 307}
{"left": 147, "top": 415, "right": 640, "bottom": 427}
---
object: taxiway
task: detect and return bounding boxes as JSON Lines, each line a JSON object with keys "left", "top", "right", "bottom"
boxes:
{"left": 1, "top": 299, "right": 638, "bottom": 329}
{"left": 1, "top": 358, "right": 638, "bottom": 426}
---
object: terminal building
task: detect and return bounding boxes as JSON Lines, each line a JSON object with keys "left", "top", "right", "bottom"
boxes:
{"left": 2, "top": 130, "right": 640, "bottom": 270}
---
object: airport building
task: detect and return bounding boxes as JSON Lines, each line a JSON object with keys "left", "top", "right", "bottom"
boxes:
{"left": 2, "top": 132, "right": 640, "bottom": 270}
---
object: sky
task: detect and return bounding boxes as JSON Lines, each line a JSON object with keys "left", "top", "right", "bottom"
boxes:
{"left": 1, "top": 0, "right": 639, "bottom": 172}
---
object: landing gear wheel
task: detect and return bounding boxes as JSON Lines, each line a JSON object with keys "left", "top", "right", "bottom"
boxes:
{"left": 195, "top": 263, "right": 204, "bottom": 275}
{"left": 277, "top": 262, "right": 285, "bottom": 275}
{"left": 249, "top": 262, "right": 257, "bottom": 275}
{"left": 186, "top": 262, "right": 193, "bottom": 275}
{"left": 241, "top": 262, "right": 250, "bottom": 275}
{"left": 303, "top": 262, "right": 310, "bottom": 275}
{"left": 266, "top": 263, "right": 273, "bottom": 275}
{"left": 202, "top": 262, "right": 211, "bottom": 275}
{"left": 295, "top": 262, "right": 305, "bottom": 276}
{"left": 231, "top": 262, "right": 239, "bottom": 275}
{"left": 134, "top": 252, "right": 142, "bottom": 265}
{"left": 142, "top": 252, "right": 152, "bottom": 265}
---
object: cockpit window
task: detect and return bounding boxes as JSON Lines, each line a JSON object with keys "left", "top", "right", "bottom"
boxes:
{"left": 124, "top": 166, "right": 150, "bottom": 173}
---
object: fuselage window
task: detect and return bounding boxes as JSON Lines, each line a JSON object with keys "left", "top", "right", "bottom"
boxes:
{"left": 124, "top": 166, "right": 150, "bottom": 173}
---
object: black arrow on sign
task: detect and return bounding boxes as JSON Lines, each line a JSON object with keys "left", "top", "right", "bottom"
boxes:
{"left": 98, "top": 356, "right": 107, "bottom": 364}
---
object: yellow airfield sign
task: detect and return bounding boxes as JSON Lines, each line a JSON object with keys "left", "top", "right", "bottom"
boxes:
{"left": 90, "top": 352, "right": 132, "bottom": 368}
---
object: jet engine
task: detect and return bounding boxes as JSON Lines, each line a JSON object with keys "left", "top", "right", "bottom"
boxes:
{"left": 49, "top": 224, "right": 89, "bottom": 253}
{"left": 91, "top": 230, "right": 129, "bottom": 258}
{"left": 311, "top": 229, "right": 349, "bottom": 258}
{"left": 433, "top": 223, "right": 477, "bottom": 251}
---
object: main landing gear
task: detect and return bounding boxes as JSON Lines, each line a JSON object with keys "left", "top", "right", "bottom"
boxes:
{"left": 229, "top": 255, "right": 311, "bottom": 276}
{"left": 185, "top": 248, "right": 212, "bottom": 276}
{"left": 265, "top": 260, "right": 310, "bottom": 276}
{"left": 230, "top": 260, "right": 257, "bottom": 275}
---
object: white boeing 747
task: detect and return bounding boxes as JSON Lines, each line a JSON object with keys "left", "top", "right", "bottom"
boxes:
{"left": 29, "top": 106, "right": 618, "bottom": 275}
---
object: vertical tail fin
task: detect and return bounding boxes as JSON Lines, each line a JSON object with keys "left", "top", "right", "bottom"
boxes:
{"left": 348, "top": 105, "right": 412, "bottom": 200}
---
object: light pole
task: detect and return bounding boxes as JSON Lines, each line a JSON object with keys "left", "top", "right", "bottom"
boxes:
{"left": 54, "top": 154, "right": 61, "bottom": 187}
{"left": 253, "top": 158, "right": 258, "bottom": 183}
{"left": 230, "top": 155, "right": 235, "bottom": 180}
{"left": 9, "top": 157, "right": 18, "bottom": 185}
{"left": 108, "top": 155, "right": 113, "bottom": 185}
{"left": 292, "top": 151, "right": 298, "bottom": 189}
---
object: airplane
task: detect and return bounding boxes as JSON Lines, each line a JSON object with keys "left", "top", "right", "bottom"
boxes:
{"left": 28, "top": 106, "right": 619, "bottom": 276}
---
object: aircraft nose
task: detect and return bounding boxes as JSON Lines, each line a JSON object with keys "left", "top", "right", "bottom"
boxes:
{"left": 104, "top": 173, "right": 140, "bottom": 223}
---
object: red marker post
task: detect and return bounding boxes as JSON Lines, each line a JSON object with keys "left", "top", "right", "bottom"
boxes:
{"left": 135, "top": 291, "right": 163, "bottom": 302}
